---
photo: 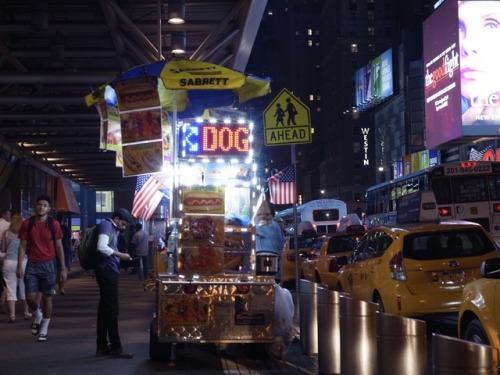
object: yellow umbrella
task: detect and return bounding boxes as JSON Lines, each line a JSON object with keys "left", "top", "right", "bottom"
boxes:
{"left": 85, "top": 59, "right": 271, "bottom": 113}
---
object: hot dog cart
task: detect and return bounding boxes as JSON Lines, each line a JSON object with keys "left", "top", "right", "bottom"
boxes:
{"left": 149, "top": 116, "right": 276, "bottom": 361}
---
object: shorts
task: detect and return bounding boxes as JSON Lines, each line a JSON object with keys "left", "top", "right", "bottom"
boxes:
{"left": 24, "top": 259, "right": 57, "bottom": 295}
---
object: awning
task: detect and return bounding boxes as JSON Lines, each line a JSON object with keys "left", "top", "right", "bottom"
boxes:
{"left": 56, "top": 176, "right": 81, "bottom": 214}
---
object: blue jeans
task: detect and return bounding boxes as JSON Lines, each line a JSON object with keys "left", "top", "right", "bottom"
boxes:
{"left": 95, "top": 266, "right": 121, "bottom": 351}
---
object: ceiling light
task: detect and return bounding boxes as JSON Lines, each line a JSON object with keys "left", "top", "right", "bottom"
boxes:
{"left": 168, "top": 0, "right": 185, "bottom": 24}
{"left": 171, "top": 32, "right": 186, "bottom": 54}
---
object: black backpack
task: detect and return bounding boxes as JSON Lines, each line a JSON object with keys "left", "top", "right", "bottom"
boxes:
{"left": 78, "top": 224, "right": 114, "bottom": 270}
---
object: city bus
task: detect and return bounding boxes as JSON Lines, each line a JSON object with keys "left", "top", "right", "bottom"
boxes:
{"left": 366, "top": 160, "right": 500, "bottom": 242}
{"left": 275, "top": 199, "right": 348, "bottom": 234}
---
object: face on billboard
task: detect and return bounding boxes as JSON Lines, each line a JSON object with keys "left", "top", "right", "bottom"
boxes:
{"left": 423, "top": 0, "right": 461, "bottom": 149}
{"left": 459, "top": 1, "right": 500, "bottom": 126}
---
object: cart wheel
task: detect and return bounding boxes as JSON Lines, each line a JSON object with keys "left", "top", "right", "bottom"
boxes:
{"left": 149, "top": 318, "right": 172, "bottom": 362}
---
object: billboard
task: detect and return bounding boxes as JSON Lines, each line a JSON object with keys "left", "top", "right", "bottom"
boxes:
{"left": 424, "top": 0, "right": 500, "bottom": 149}
{"left": 355, "top": 48, "right": 393, "bottom": 110}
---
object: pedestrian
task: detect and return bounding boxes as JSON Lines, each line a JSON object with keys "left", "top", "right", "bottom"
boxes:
{"left": 94, "top": 208, "right": 134, "bottom": 358}
{"left": 285, "top": 97, "right": 297, "bottom": 126}
{"left": 130, "top": 223, "right": 150, "bottom": 280}
{"left": 17, "top": 195, "right": 67, "bottom": 342}
{"left": 56, "top": 213, "right": 72, "bottom": 295}
{"left": 0, "top": 208, "right": 11, "bottom": 313}
{"left": 0, "top": 208, "right": 11, "bottom": 245}
{"left": 2, "top": 214, "right": 31, "bottom": 322}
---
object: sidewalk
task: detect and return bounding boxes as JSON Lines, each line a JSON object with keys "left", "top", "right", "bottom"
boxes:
{"left": 0, "top": 264, "right": 317, "bottom": 375}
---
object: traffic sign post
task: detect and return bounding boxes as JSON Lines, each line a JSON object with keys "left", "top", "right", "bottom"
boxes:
{"left": 263, "top": 88, "right": 312, "bottom": 146}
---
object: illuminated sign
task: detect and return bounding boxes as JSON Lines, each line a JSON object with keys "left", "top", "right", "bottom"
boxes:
{"left": 354, "top": 48, "right": 393, "bottom": 110}
{"left": 263, "top": 88, "right": 311, "bottom": 146}
{"left": 181, "top": 122, "right": 251, "bottom": 157}
{"left": 361, "top": 127, "right": 370, "bottom": 165}
{"left": 423, "top": 0, "right": 500, "bottom": 149}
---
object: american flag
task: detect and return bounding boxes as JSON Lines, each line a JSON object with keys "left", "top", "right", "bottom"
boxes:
{"left": 268, "top": 165, "right": 296, "bottom": 205}
{"left": 132, "top": 175, "right": 164, "bottom": 221}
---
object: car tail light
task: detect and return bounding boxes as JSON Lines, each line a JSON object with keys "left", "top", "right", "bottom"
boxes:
{"left": 439, "top": 207, "right": 451, "bottom": 216}
{"left": 493, "top": 203, "right": 500, "bottom": 213}
{"left": 389, "top": 251, "right": 407, "bottom": 281}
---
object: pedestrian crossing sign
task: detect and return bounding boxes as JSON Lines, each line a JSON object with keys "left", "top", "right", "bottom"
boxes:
{"left": 263, "top": 88, "right": 311, "bottom": 146}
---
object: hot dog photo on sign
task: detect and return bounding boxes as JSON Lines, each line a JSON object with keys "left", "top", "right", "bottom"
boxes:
{"left": 181, "top": 186, "right": 225, "bottom": 214}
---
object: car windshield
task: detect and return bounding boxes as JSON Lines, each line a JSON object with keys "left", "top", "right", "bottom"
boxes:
{"left": 403, "top": 229, "right": 496, "bottom": 260}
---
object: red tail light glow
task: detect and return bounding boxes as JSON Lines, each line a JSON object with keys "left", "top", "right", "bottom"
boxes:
{"left": 493, "top": 203, "right": 500, "bottom": 213}
{"left": 439, "top": 207, "right": 451, "bottom": 216}
{"left": 458, "top": 161, "right": 477, "bottom": 168}
{"left": 389, "top": 251, "right": 407, "bottom": 281}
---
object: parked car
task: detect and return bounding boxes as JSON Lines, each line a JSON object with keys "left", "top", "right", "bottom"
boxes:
{"left": 335, "top": 220, "right": 499, "bottom": 317}
{"left": 458, "top": 257, "right": 500, "bottom": 354}
{"left": 280, "top": 233, "right": 319, "bottom": 289}
{"left": 302, "top": 225, "right": 365, "bottom": 288}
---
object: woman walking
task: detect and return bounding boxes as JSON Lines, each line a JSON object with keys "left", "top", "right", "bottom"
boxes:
{"left": 2, "top": 214, "right": 31, "bottom": 322}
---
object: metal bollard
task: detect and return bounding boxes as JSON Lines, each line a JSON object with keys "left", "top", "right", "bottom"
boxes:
{"left": 339, "top": 295, "right": 378, "bottom": 375}
{"left": 432, "top": 333, "right": 498, "bottom": 375}
{"left": 317, "top": 287, "right": 342, "bottom": 375}
{"left": 376, "top": 312, "right": 427, "bottom": 375}
{"left": 299, "top": 279, "right": 320, "bottom": 355}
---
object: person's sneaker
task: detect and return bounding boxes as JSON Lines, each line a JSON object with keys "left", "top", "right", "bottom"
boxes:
{"left": 109, "top": 348, "right": 133, "bottom": 359}
{"left": 31, "top": 323, "right": 40, "bottom": 335}
{"left": 36, "top": 333, "right": 48, "bottom": 342}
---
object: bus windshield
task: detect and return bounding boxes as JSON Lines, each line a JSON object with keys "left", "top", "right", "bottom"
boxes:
{"left": 275, "top": 199, "right": 348, "bottom": 234}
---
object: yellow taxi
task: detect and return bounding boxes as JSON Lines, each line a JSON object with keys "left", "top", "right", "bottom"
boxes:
{"left": 280, "top": 233, "right": 319, "bottom": 289}
{"left": 302, "top": 225, "right": 365, "bottom": 288}
{"left": 458, "top": 257, "right": 500, "bottom": 353}
{"left": 335, "top": 220, "right": 499, "bottom": 317}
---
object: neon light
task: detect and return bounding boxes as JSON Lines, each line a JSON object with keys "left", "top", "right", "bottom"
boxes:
{"left": 181, "top": 122, "right": 251, "bottom": 157}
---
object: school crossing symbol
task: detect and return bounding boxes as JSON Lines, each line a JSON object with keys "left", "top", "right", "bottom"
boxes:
{"left": 263, "top": 88, "right": 311, "bottom": 146}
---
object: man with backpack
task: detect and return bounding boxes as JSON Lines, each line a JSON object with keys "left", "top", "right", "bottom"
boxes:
{"left": 94, "top": 208, "right": 134, "bottom": 359}
{"left": 16, "top": 195, "right": 67, "bottom": 343}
